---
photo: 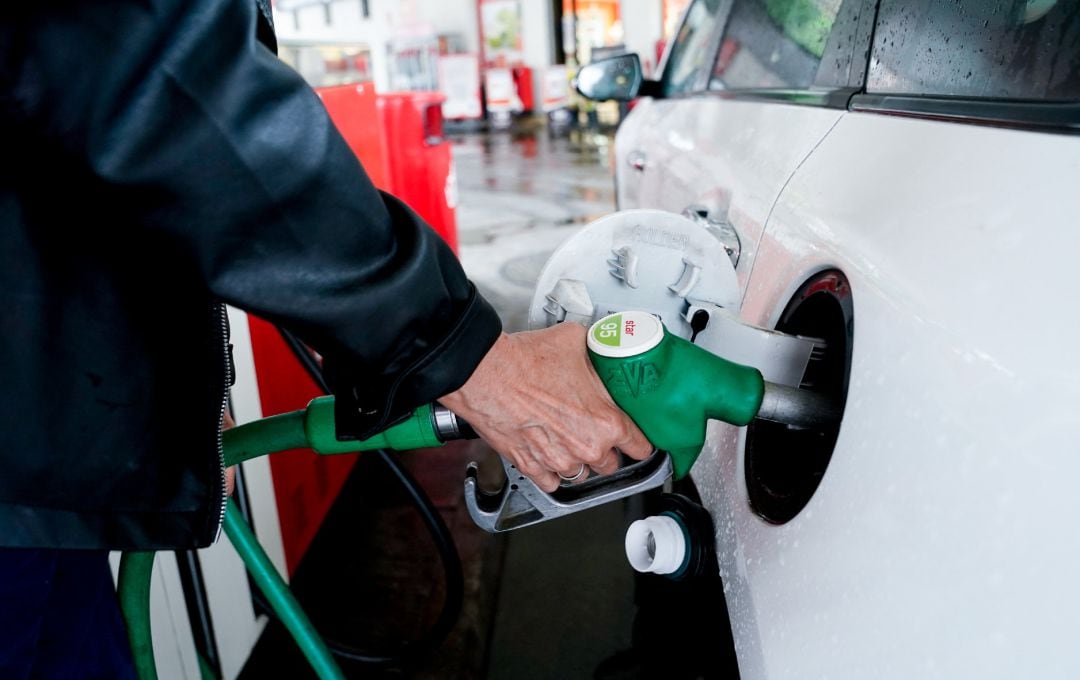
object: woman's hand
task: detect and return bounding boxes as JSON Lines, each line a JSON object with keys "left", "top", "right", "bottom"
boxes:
{"left": 439, "top": 323, "right": 652, "bottom": 492}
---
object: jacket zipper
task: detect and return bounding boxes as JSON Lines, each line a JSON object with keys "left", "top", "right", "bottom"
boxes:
{"left": 213, "top": 302, "right": 232, "bottom": 542}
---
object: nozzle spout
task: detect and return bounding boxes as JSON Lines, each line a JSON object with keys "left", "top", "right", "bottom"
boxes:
{"left": 757, "top": 382, "right": 841, "bottom": 429}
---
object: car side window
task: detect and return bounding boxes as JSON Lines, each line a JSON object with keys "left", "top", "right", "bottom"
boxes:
{"left": 710, "top": 0, "right": 867, "bottom": 91}
{"left": 662, "top": 0, "right": 726, "bottom": 97}
{"left": 867, "top": 0, "right": 1080, "bottom": 101}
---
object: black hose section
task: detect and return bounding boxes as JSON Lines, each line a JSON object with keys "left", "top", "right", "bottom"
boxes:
{"left": 272, "top": 326, "right": 465, "bottom": 667}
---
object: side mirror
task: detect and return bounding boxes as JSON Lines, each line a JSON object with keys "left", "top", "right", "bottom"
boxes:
{"left": 575, "top": 53, "right": 644, "bottom": 102}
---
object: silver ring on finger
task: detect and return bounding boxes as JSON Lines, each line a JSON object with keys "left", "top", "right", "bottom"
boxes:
{"left": 557, "top": 463, "right": 587, "bottom": 483}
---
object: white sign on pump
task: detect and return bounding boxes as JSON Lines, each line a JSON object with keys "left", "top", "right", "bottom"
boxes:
{"left": 438, "top": 54, "right": 482, "bottom": 120}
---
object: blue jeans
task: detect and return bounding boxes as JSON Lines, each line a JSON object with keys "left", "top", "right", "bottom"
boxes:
{"left": 0, "top": 549, "right": 135, "bottom": 679}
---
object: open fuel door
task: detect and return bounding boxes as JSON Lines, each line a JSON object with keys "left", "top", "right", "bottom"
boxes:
{"left": 528, "top": 210, "right": 817, "bottom": 388}
{"left": 529, "top": 210, "right": 740, "bottom": 336}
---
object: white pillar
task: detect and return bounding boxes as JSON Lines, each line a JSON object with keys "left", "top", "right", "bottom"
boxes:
{"left": 521, "top": 0, "right": 555, "bottom": 111}
{"left": 521, "top": 0, "right": 555, "bottom": 68}
{"left": 620, "top": 0, "right": 664, "bottom": 76}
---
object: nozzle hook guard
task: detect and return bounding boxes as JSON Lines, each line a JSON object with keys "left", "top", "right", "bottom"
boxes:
{"left": 464, "top": 450, "right": 672, "bottom": 533}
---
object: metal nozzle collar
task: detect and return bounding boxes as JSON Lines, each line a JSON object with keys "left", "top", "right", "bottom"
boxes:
{"left": 432, "top": 404, "right": 462, "bottom": 441}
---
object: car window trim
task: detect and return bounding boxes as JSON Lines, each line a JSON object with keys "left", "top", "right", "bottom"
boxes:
{"left": 850, "top": 93, "right": 1080, "bottom": 134}
{"left": 692, "top": 0, "right": 733, "bottom": 93}
{"left": 849, "top": 0, "right": 880, "bottom": 89}
{"left": 701, "top": 87, "right": 858, "bottom": 108}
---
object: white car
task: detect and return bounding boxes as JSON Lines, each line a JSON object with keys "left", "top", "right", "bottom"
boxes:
{"left": 574, "top": 1, "right": 1080, "bottom": 677}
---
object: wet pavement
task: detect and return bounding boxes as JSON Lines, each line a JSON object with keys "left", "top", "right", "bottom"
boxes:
{"left": 454, "top": 127, "right": 619, "bottom": 332}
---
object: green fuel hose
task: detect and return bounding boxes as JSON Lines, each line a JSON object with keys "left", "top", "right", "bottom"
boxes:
{"left": 223, "top": 499, "right": 343, "bottom": 679}
{"left": 118, "top": 502, "right": 344, "bottom": 680}
{"left": 118, "top": 552, "right": 156, "bottom": 680}
{"left": 119, "top": 397, "right": 450, "bottom": 680}
{"left": 221, "top": 409, "right": 307, "bottom": 466}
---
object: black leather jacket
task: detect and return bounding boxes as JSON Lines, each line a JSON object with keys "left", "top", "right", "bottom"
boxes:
{"left": 0, "top": 0, "right": 501, "bottom": 549}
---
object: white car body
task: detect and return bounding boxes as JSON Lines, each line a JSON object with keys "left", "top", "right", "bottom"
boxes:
{"left": 614, "top": 2, "right": 1080, "bottom": 677}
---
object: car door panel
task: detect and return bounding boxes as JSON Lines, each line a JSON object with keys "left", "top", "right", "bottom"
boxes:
{"left": 616, "top": 96, "right": 843, "bottom": 293}
{"left": 695, "top": 110, "right": 1080, "bottom": 679}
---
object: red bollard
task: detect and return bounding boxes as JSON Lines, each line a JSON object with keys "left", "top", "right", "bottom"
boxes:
{"left": 317, "top": 82, "right": 392, "bottom": 191}
{"left": 512, "top": 65, "right": 534, "bottom": 112}
{"left": 377, "top": 91, "right": 459, "bottom": 253}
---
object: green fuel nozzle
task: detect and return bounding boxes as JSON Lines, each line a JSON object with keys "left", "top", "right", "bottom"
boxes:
{"left": 587, "top": 311, "right": 765, "bottom": 479}
{"left": 465, "top": 311, "right": 840, "bottom": 533}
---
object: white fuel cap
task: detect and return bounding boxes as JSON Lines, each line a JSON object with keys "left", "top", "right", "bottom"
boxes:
{"left": 625, "top": 515, "right": 687, "bottom": 575}
{"left": 587, "top": 311, "right": 664, "bottom": 358}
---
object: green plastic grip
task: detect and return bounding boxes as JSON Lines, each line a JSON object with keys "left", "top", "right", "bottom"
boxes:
{"left": 303, "top": 398, "right": 443, "bottom": 454}
{"left": 588, "top": 313, "right": 764, "bottom": 479}
{"left": 222, "top": 397, "right": 444, "bottom": 467}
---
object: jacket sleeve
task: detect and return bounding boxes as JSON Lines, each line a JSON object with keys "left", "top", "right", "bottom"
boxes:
{"left": 3, "top": 0, "right": 502, "bottom": 436}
